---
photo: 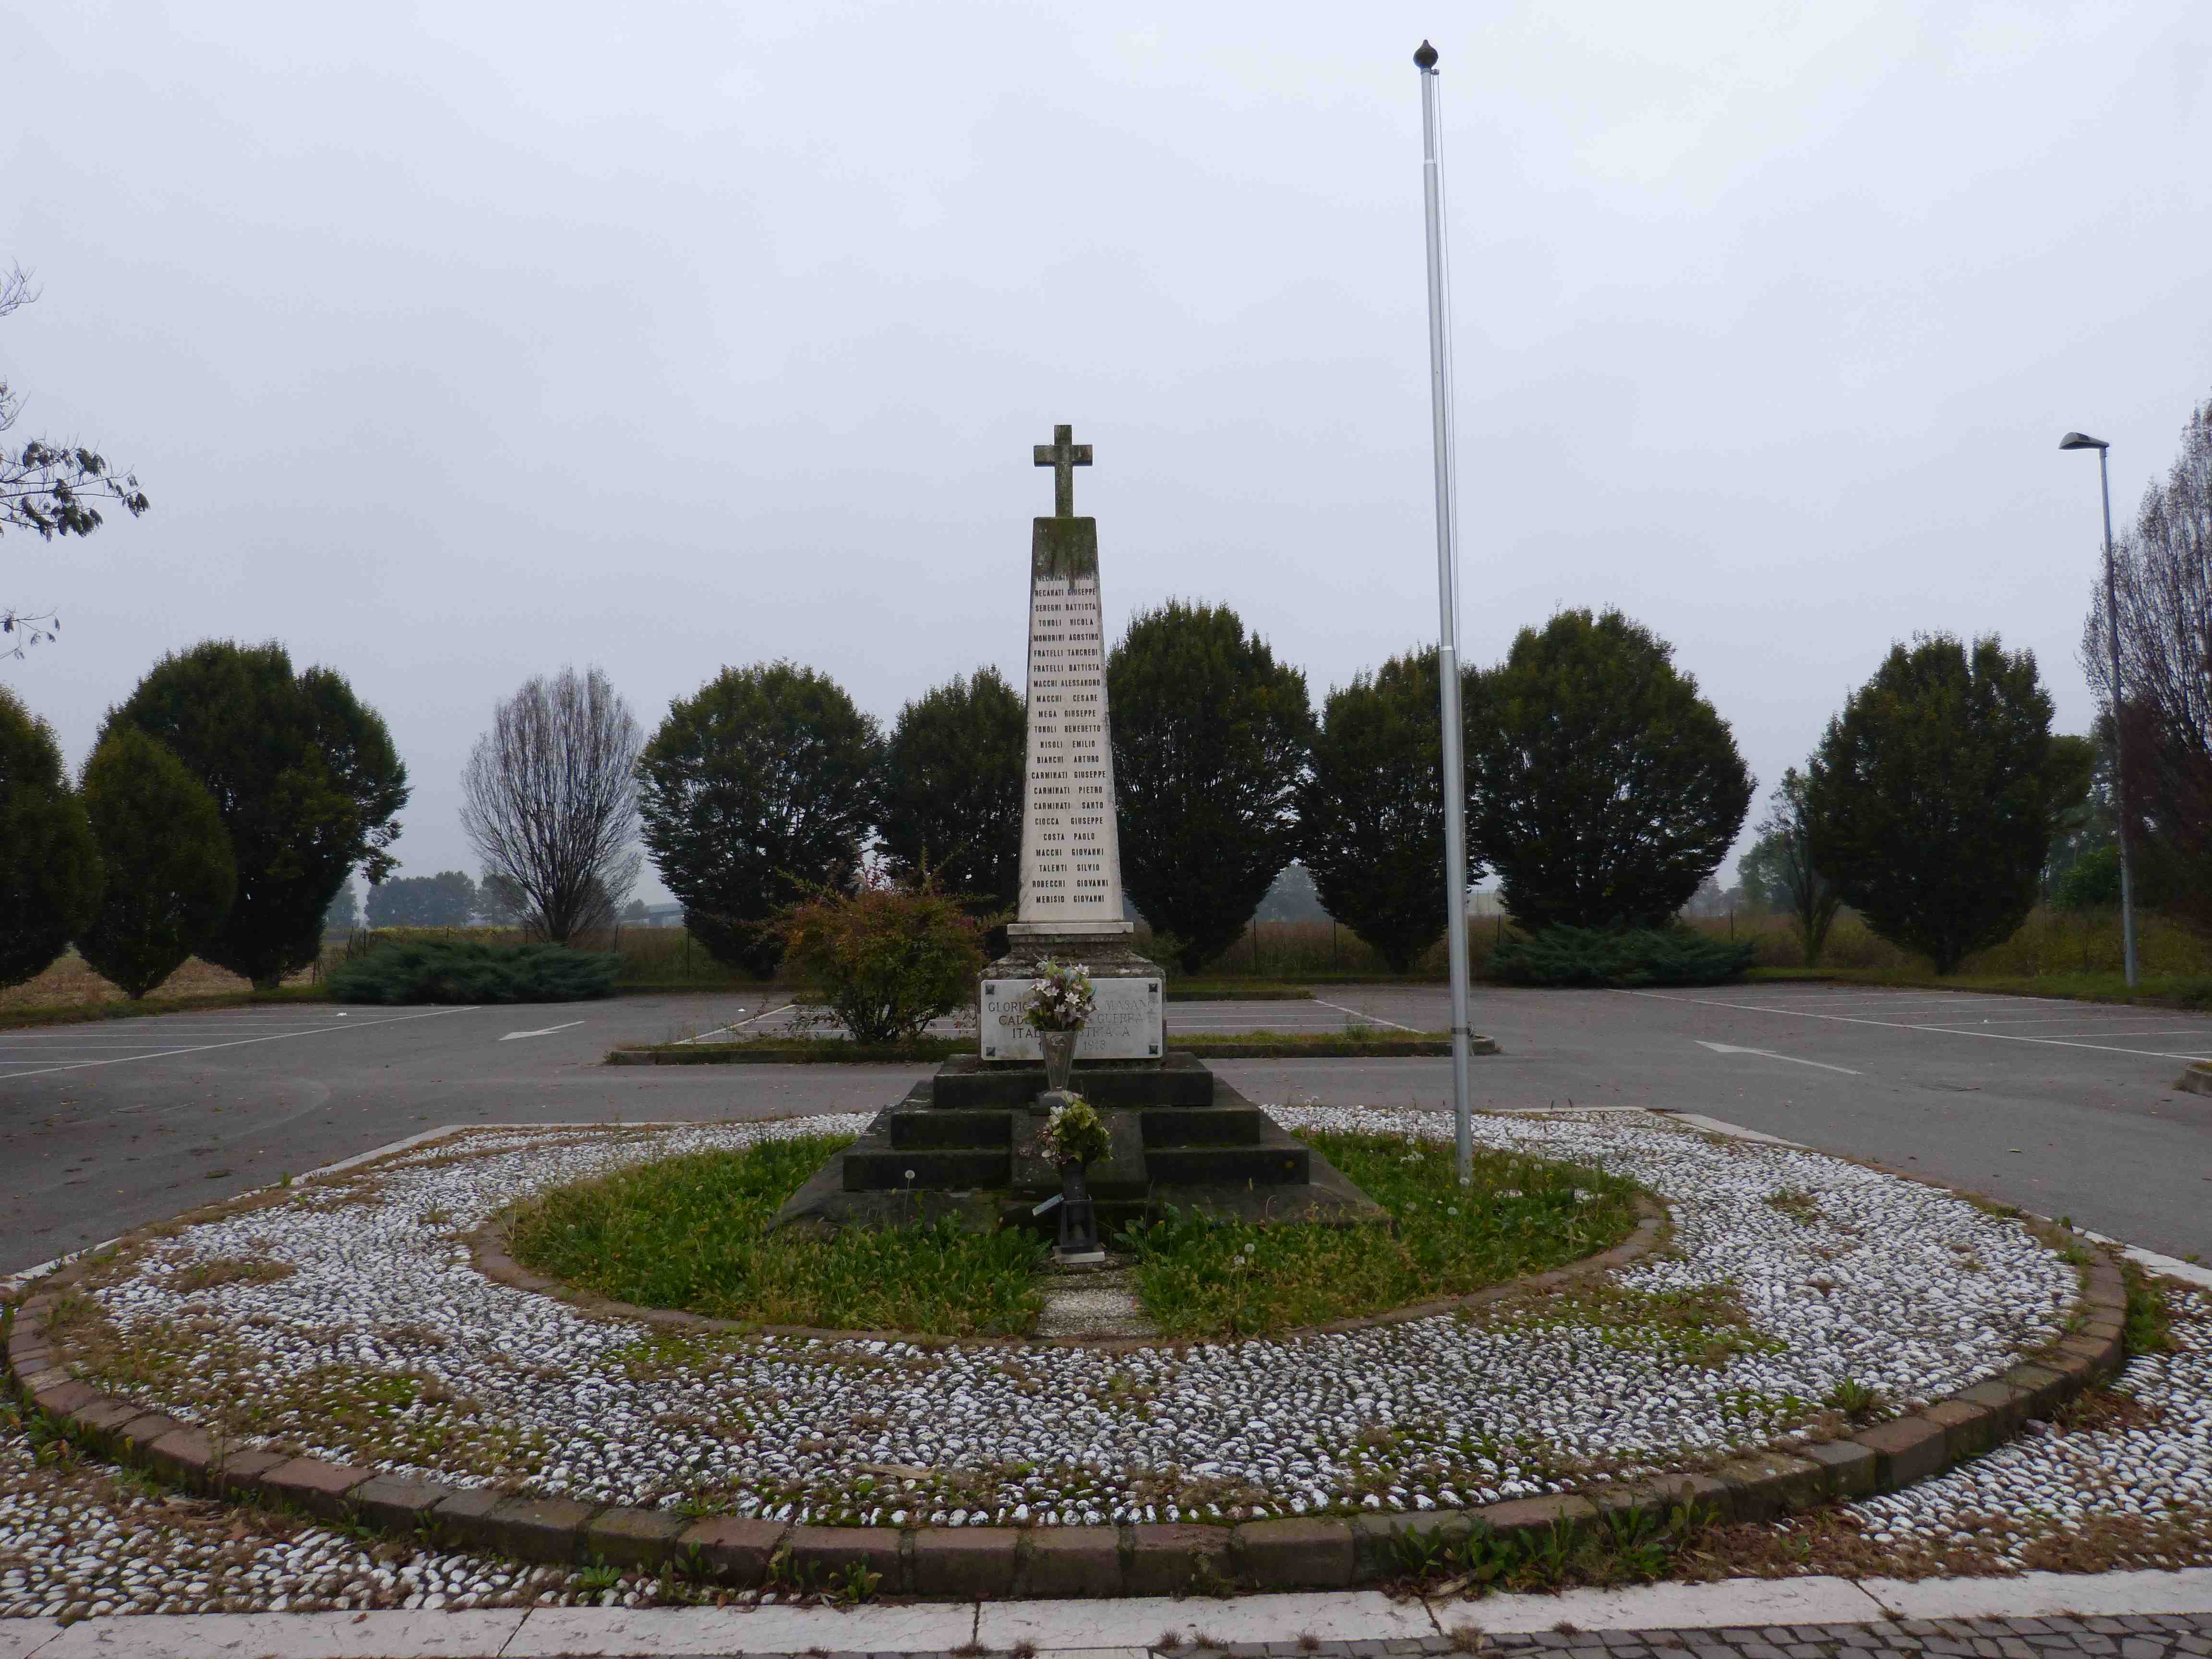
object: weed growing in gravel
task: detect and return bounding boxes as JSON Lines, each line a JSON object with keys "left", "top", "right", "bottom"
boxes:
{"left": 505, "top": 1135, "right": 1049, "bottom": 1337}
{"left": 1391, "top": 1497, "right": 1715, "bottom": 1597}
{"left": 1116, "top": 1132, "right": 1641, "bottom": 1339}
{"left": 2124, "top": 1262, "right": 2176, "bottom": 1356}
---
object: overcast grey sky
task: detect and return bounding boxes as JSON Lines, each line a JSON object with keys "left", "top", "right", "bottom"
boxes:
{"left": 5, "top": 2, "right": 2209, "bottom": 902}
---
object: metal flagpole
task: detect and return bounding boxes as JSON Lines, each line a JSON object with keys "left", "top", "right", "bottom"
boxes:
{"left": 1415, "top": 40, "right": 1475, "bottom": 1184}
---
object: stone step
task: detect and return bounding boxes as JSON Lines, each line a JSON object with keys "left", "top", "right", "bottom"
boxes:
{"left": 931, "top": 1053, "right": 1214, "bottom": 1110}
{"left": 1141, "top": 1105, "right": 1262, "bottom": 1147}
{"left": 841, "top": 1146, "right": 1010, "bottom": 1192}
{"left": 886, "top": 1112, "right": 1011, "bottom": 1151}
{"left": 1142, "top": 1141, "right": 1310, "bottom": 1187}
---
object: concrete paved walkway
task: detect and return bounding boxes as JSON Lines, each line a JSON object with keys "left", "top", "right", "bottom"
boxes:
{"left": 0, "top": 1570, "right": 2207, "bottom": 1657}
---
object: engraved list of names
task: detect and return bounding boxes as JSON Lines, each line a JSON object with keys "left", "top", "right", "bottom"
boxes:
{"left": 1017, "top": 568, "right": 1129, "bottom": 933}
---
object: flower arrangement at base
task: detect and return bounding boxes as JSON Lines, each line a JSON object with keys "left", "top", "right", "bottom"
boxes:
{"left": 1022, "top": 960, "right": 1095, "bottom": 1032}
{"left": 1045, "top": 1092, "right": 1112, "bottom": 1169}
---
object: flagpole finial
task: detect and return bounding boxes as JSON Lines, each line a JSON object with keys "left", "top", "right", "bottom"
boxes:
{"left": 1414, "top": 40, "right": 1438, "bottom": 70}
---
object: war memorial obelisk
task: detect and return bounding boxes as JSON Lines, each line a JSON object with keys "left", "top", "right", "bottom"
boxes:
{"left": 771, "top": 426, "right": 1382, "bottom": 1233}
{"left": 978, "top": 424, "right": 1166, "bottom": 1063}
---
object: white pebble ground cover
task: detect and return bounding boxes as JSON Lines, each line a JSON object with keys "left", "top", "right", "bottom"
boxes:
{"left": 51, "top": 1109, "right": 2075, "bottom": 1532}
{"left": 1815, "top": 1284, "right": 2212, "bottom": 1575}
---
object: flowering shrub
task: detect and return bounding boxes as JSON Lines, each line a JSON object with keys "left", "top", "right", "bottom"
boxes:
{"left": 776, "top": 875, "right": 986, "bottom": 1045}
{"left": 1022, "top": 959, "right": 1095, "bottom": 1032}
{"left": 1045, "top": 1092, "right": 1112, "bottom": 1167}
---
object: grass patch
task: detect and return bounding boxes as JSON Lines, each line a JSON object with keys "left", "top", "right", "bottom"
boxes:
{"left": 504, "top": 1135, "right": 1048, "bottom": 1336}
{"left": 2123, "top": 1261, "right": 2176, "bottom": 1356}
{"left": 1116, "top": 1132, "right": 1641, "bottom": 1339}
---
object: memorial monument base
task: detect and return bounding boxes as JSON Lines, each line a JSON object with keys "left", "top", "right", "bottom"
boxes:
{"left": 977, "top": 931, "right": 1165, "bottom": 1063}
{"left": 771, "top": 1052, "right": 1387, "bottom": 1239}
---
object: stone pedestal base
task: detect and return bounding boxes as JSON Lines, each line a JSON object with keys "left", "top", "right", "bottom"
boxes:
{"left": 979, "top": 934, "right": 1164, "bottom": 1063}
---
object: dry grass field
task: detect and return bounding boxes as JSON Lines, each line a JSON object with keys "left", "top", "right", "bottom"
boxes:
{"left": 0, "top": 950, "right": 263, "bottom": 1017}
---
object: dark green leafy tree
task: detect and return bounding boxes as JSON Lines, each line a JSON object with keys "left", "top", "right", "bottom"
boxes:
{"left": 878, "top": 667, "right": 1025, "bottom": 909}
{"left": 636, "top": 661, "right": 881, "bottom": 976}
{"left": 324, "top": 878, "right": 361, "bottom": 935}
{"left": 1750, "top": 768, "right": 1843, "bottom": 966}
{"left": 103, "top": 641, "right": 409, "bottom": 987}
{"left": 76, "top": 727, "right": 235, "bottom": 997}
{"left": 2, "top": 266, "right": 149, "bottom": 655}
{"left": 1107, "top": 601, "right": 1313, "bottom": 972}
{"left": 1297, "top": 649, "right": 1460, "bottom": 972}
{"left": 365, "top": 869, "right": 478, "bottom": 927}
{"left": 1468, "top": 609, "right": 1752, "bottom": 932}
{"left": 1734, "top": 834, "right": 1787, "bottom": 913}
{"left": 2036, "top": 733, "right": 2102, "bottom": 902}
{"left": 0, "top": 684, "right": 101, "bottom": 987}
{"left": 1807, "top": 634, "right": 2067, "bottom": 974}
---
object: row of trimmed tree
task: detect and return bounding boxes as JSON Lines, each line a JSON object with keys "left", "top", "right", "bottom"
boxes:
{"left": 2, "top": 642, "right": 406, "bottom": 995}
{"left": 636, "top": 604, "right": 2111, "bottom": 982}
{"left": 625, "top": 604, "right": 1757, "bottom": 975}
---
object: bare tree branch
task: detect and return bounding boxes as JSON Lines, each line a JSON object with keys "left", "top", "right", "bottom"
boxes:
{"left": 2, "top": 263, "right": 150, "bottom": 651}
{"left": 461, "top": 667, "right": 643, "bottom": 945}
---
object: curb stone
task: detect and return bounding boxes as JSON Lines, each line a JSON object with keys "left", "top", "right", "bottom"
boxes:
{"left": 1, "top": 1166, "right": 2130, "bottom": 1599}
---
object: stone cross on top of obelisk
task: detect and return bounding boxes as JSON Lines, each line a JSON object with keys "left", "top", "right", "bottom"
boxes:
{"left": 1033, "top": 423, "right": 1092, "bottom": 518}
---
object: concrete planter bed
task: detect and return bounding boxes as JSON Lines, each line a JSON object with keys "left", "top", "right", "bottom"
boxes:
{"left": 5, "top": 1110, "right": 2127, "bottom": 1600}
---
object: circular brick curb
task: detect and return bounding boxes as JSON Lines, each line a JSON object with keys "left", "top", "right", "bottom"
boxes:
{"left": 1, "top": 1158, "right": 2131, "bottom": 1600}
{"left": 467, "top": 1193, "right": 1671, "bottom": 1353}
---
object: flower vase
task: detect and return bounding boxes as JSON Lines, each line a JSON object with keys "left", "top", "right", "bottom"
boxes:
{"left": 1039, "top": 1027, "right": 1080, "bottom": 1092}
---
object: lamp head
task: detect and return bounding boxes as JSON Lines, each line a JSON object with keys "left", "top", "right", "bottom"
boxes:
{"left": 2059, "top": 432, "right": 2109, "bottom": 452}
{"left": 1414, "top": 40, "right": 1439, "bottom": 69}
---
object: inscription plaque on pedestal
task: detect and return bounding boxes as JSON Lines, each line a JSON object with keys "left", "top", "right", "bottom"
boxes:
{"left": 979, "top": 974, "right": 1163, "bottom": 1061}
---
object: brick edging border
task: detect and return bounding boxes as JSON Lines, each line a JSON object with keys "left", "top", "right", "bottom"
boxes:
{"left": 1, "top": 1200, "right": 2130, "bottom": 1599}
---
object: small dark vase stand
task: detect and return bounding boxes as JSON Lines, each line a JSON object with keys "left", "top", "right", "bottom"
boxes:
{"left": 1054, "top": 1156, "right": 1104, "bottom": 1263}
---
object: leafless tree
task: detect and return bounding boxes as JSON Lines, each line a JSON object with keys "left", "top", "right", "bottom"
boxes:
{"left": 2083, "top": 393, "right": 2212, "bottom": 928}
{"left": 2, "top": 265, "right": 150, "bottom": 656}
{"left": 461, "top": 667, "right": 643, "bottom": 945}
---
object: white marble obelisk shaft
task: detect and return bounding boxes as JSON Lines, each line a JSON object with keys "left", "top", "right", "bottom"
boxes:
{"left": 1013, "top": 564, "right": 1130, "bottom": 937}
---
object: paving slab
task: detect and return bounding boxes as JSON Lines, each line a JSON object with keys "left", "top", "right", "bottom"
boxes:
{"left": 0, "top": 1623, "right": 63, "bottom": 1659}
{"left": 502, "top": 1599, "right": 980, "bottom": 1655}
{"left": 979, "top": 1589, "right": 1435, "bottom": 1647}
{"left": 1426, "top": 1576, "right": 1889, "bottom": 1633}
{"left": 1865, "top": 1569, "right": 2212, "bottom": 1619}
{"left": 32, "top": 1608, "right": 526, "bottom": 1657}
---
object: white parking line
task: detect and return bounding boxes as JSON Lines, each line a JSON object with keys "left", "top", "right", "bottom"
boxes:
{"left": 677, "top": 1001, "right": 794, "bottom": 1045}
{"left": 0, "top": 1006, "right": 474, "bottom": 1081}
{"left": 1630, "top": 989, "right": 2212, "bottom": 1063}
{"left": 1311, "top": 999, "right": 1419, "bottom": 1033}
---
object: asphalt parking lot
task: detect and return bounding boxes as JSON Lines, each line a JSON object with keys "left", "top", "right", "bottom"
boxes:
{"left": 2, "top": 981, "right": 2207, "bottom": 1275}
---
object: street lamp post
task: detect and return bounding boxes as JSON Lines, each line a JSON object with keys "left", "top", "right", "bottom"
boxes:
{"left": 2060, "top": 431, "right": 2139, "bottom": 989}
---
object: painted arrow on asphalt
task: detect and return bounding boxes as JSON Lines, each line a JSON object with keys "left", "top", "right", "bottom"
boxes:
{"left": 1695, "top": 1040, "right": 1861, "bottom": 1076}
{"left": 499, "top": 1021, "right": 586, "bottom": 1042}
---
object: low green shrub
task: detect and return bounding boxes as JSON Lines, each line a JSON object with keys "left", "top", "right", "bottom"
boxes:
{"left": 1490, "top": 925, "right": 1755, "bottom": 987}
{"left": 328, "top": 938, "right": 620, "bottom": 1004}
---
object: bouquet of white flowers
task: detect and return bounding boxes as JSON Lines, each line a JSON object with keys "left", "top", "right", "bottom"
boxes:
{"left": 1022, "top": 959, "right": 1095, "bottom": 1032}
